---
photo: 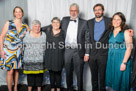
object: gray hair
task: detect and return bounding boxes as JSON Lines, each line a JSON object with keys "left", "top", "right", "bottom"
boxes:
{"left": 69, "top": 3, "right": 79, "bottom": 12}
{"left": 51, "top": 17, "right": 61, "bottom": 23}
{"left": 32, "top": 20, "right": 41, "bottom": 26}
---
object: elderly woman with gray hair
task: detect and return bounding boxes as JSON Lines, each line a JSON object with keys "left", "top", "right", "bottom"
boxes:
{"left": 42, "top": 17, "right": 64, "bottom": 91}
{"left": 23, "top": 20, "right": 46, "bottom": 91}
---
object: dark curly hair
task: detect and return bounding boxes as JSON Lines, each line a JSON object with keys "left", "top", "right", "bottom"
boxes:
{"left": 110, "top": 12, "right": 127, "bottom": 31}
{"left": 93, "top": 3, "right": 104, "bottom": 11}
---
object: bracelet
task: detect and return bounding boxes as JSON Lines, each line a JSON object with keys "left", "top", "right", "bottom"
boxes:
{"left": 123, "top": 62, "right": 127, "bottom": 65}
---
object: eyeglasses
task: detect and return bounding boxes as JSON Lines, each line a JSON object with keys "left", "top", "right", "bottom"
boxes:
{"left": 70, "top": 10, "right": 78, "bottom": 12}
{"left": 94, "top": 9, "right": 102, "bottom": 12}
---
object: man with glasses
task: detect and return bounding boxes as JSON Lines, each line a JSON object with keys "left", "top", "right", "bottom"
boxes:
{"left": 61, "top": 3, "right": 90, "bottom": 91}
{"left": 86, "top": 3, "right": 111, "bottom": 91}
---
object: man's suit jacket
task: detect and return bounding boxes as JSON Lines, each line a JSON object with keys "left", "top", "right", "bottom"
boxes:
{"left": 61, "top": 16, "right": 90, "bottom": 58}
{"left": 87, "top": 16, "right": 111, "bottom": 56}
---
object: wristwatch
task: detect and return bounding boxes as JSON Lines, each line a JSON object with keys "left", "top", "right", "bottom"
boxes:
{"left": 123, "top": 62, "right": 127, "bottom": 65}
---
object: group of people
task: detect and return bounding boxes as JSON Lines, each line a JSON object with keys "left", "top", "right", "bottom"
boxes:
{"left": 0, "top": 3, "right": 134, "bottom": 91}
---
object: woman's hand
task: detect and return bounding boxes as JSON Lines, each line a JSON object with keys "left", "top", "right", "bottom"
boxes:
{"left": 1, "top": 50, "right": 7, "bottom": 59}
{"left": 120, "top": 63, "right": 126, "bottom": 71}
{"left": 20, "top": 31, "right": 26, "bottom": 38}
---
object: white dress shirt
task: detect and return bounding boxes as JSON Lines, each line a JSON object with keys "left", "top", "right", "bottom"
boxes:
{"left": 65, "top": 18, "right": 78, "bottom": 47}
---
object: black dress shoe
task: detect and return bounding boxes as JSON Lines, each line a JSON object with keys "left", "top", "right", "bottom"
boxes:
{"left": 67, "top": 88, "right": 74, "bottom": 91}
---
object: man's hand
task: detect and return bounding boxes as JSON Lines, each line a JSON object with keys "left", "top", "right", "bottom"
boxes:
{"left": 84, "top": 55, "right": 89, "bottom": 62}
{"left": 128, "top": 29, "right": 134, "bottom": 37}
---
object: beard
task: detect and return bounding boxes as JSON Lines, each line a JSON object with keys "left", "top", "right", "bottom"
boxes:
{"left": 95, "top": 13, "right": 103, "bottom": 18}
{"left": 71, "top": 15, "right": 78, "bottom": 19}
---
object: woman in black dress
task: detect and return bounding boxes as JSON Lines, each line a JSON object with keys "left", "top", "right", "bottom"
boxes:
{"left": 44, "top": 17, "right": 64, "bottom": 91}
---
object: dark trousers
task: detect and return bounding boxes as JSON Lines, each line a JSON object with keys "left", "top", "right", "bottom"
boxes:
{"left": 27, "top": 74, "right": 43, "bottom": 87}
{"left": 64, "top": 49, "right": 84, "bottom": 91}
{"left": 88, "top": 55, "right": 107, "bottom": 91}
{"left": 49, "top": 70, "right": 61, "bottom": 88}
